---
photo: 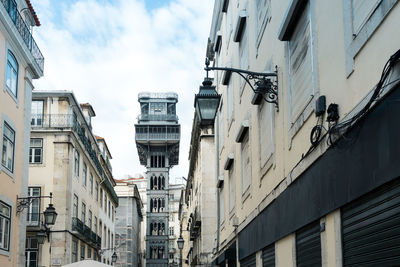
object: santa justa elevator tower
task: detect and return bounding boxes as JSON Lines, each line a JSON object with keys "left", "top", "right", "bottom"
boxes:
{"left": 135, "top": 92, "right": 180, "bottom": 267}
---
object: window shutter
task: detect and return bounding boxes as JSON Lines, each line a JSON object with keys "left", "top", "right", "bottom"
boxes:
{"left": 259, "top": 104, "right": 274, "bottom": 167}
{"left": 352, "top": 0, "right": 381, "bottom": 34}
{"left": 288, "top": 3, "right": 312, "bottom": 122}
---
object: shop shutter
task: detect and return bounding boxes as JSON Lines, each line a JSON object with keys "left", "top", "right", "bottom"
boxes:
{"left": 262, "top": 244, "right": 275, "bottom": 267}
{"left": 295, "top": 220, "right": 321, "bottom": 267}
{"left": 342, "top": 179, "right": 400, "bottom": 266}
{"left": 240, "top": 254, "right": 256, "bottom": 267}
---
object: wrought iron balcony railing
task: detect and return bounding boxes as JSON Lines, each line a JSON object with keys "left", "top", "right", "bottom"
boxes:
{"left": 138, "top": 114, "right": 178, "bottom": 122}
{"left": 135, "top": 125, "right": 180, "bottom": 141}
{"left": 0, "top": 0, "right": 44, "bottom": 72}
{"left": 72, "top": 217, "right": 85, "bottom": 235}
{"left": 31, "top": 114, "right": 74, "bottom": 128}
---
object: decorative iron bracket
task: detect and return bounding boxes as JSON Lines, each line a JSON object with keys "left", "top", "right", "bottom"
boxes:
{"left": 204, "top": 58, "right": 279, "bottom": 111}
{"left": 16, "top": 192, "right": 53, "bottom": 213}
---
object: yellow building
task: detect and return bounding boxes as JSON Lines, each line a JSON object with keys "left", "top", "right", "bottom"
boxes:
{"left": 27, "top": 91, "right": 118, "bottom": 266}
{"left": 0, "top": 0, "right": 43, "bottom": 266}
{"left": 189, "top": 0, "right": 400, "bottom": 266}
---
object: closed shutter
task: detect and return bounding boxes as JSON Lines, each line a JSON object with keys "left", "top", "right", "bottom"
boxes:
{"left": 262, "top": 244, "right": 275, "bottom": 267}
{"left": 352, "top": 0, "right": 381, "bottom": 34}
{"left": 288, "top": 2, "right": 313, "bottom": 123}
{"left": 341, "top": 179, "right": 400, "bottom": 266}
{"left": 296, "top": 220, "right": 321, "bottom": 267}
{"left": 240, "top": 254, "right": 256, "bottom": 267}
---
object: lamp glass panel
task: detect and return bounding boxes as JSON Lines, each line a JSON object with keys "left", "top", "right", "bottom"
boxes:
{"left": 196, "top": 98, "right": 219, "bottom": 122}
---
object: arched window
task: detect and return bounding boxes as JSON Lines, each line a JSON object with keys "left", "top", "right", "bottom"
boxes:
{"left": 6, "top": 50, "right": 18, "bottom": 97}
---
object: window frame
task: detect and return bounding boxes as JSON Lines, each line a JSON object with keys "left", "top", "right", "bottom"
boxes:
{"left": 73, "top": 194, "right": 78, "bottom": 218}
{"left": 89, "top": 173, "right": 93, "bottom": 195}
{"left": 25, "top": 237, "right": 39, "bottom": 267}
{"left": 29, "top": 138, "right": 43, "bottom": 164}
{"left": 74, "top": 150, "right": 80, "bottom": 178}
{"left": 0, "top": 201, "right": 11, "bottom": 251}
{"left": 281, "top": 0, "right": 319, "bottom": 144}
{"left": 1, "top": 121, "right": 16, "bottom": 174}
{"left": 81, "top": 202, "right": 86, "bottom": 224}
{"left": 31, "top": 100, "right": 44, "bottom": 126}
{"left": 27, "top": 187, "right": 41, "bottom": 226}
{"left": 343, "top": 0, "right": 398, "bottom": 76}
{"left": 82, "top": 162, "right": 87, "bottom": 187}
{"left": 5, "top": 50, "right": 18, "bottom": 99}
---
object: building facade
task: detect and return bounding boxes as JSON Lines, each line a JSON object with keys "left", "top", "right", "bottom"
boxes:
{"left": 167, "top": 183, "right": 185, "bottom": 266}
{"left": 185, "top": 116, "right": 217, "bottom": 266}
{"left": 135, "top": 92, "right": 180, "bottom": 267}
{"left": 27, "top": 91, "right": 118, "bottom": 266}
{"left": 114, "top": 178, "right": 143, "bottom": 267}
{"left": 0, "top": 0, "right": 43, "bottom": 266}
{"left": 200, "top": 0, "right": 400, "bottom": 266}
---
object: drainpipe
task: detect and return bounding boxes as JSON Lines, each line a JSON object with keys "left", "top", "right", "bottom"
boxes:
{"left": 215, "top": 114, "right": 220, "bottom": 254}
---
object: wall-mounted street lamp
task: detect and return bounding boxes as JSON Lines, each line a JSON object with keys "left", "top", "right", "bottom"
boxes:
{"left": 194, "top": 58, "right": 279, "bottom": 126}
{"left": 17, "top": 192, "right": 58, "bottom": 241}
{"left": 177, "top": 235, "right": 184, "bottom": 267}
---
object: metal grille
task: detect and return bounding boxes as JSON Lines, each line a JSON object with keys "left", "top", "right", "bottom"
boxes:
{"left": 240, "top": 254, "right": 256, "bottom": 267}
{"left": 295, "top": 220, "right": 321, "bottom": 267}
{"left": 262, "top": 244, "right": 275, "bottom": 267}
{"left": 342, "top": 179, "right": 400, "bottom": 266}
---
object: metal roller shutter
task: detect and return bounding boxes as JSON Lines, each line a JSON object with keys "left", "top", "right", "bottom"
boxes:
{"left": 240, "top": 254, "right": 256, "bottom": 267}
{"left": 262, "top": 244, "right": 275, "bottom": 267}
{"left": 295, "top": 220, "right": 321, "bottom": 267}
{"left": 342, "top": 179, "right": 400, "bottom": 266}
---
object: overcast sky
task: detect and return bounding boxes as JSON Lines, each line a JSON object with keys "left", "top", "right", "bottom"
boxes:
{"left": 30, "top": 0, "right": 214, "bottom": 183}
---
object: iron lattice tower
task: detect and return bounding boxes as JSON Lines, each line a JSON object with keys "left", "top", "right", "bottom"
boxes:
{"left": 135, "top": 92, "right": 180, "bottom": 267}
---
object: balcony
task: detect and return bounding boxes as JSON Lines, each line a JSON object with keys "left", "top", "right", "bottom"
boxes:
{"left": 0, "top": 0, "right": 44, "bottom": 73}
{"left": 72, "top": 217, "right": 85, "bottom": 236}
{"left": 83, "top": 225, "right": 91, "bottom": 240}
{"left": 31, "top": 113, "right": 119, "bottom": 205}
{"left": 138, "top": 114, "right": 178, "bottom": 122}
{"left": 135, "top": 125, "right": 180, "bottom": 143}
{"left": 96, "top": 235, "right": 101, "bottom": 248}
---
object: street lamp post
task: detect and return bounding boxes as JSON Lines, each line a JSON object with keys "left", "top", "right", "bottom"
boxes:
{"left": 194, "top": 58, "right": 279, "bottom": 126}
{"left": 177, "top": 235, "right": 184, "bottom": 267}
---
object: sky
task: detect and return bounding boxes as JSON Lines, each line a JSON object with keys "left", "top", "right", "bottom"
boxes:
{"left": 30, "top": 0, "right": 214, "bottom": 183}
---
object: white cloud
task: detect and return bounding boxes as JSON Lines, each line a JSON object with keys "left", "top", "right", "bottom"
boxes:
{"left": 30, "top": 0, "right": 213, "bottom": 180}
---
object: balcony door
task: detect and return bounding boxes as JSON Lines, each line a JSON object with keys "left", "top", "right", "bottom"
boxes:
{"left": 31, "top": 100, "right": 44, "bottom": 126}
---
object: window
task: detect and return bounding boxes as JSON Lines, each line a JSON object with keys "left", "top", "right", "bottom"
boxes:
{"left": 225, "top": 1, "right": 232, "bottom": 47}
{"left": 343, "top": 0, "right": 396, "bottom": 75}
{"left": 71, "top": 240, "right": 78, "bottom": 262}
{"left": 95, "top": 181, "right": 99, "bottom": 201}
{"left": 255, "top": 0, "right": 271, "bottom": 46}
{"left": 228, "top": 163, "right": 235, "bottom": 213}
{"left": 108, "top": 200, "right": 111, "bottom": 218}
{"left": 169, "top": 227, "right": 174, "bottom": 236}
{"left": 25, "top": 237, "right": 39, "bottom": 267}
{"left": 2, "top": 122, "right": 15, "bottom": 172}
{"left": 27, "top": 187, "right": 41, "bottom": 226}
{"left": 100, "top": 188, "right": 103, "bottom": 207}
{"left": 219, "top": 187, "right": 225, "bottom": 223}
{"left": 73, "top": 195, "right": 78, "bottom": 218}
{"left": 31, "top": 100, "right": 44, "bottom": 126}
{"left": 81, "top": 203, "right": 86, "bottom": 224}
{"left": 88, "top": 210, "right": 92, "bottom": 229}
{"left": 287, "top": 2, "right": 314, "bottom": 124}
{"left": 351, "top": 0, "right": 381, "bottom": 35}
{"left": 169, "top": 194, "right": 174, "bottom": 200}
{"left": 218, "top": 107, "right": 224, "bottom": 152}
{"left": 227, "top": 79, "right": 234, "bottom": 124}
{"left": 6, "top": 50, "right": 18, "bottom": 97}
{"left": 238, "top": 17, "right": 249, "bottom": 75}
{"left": 87, "top": 247, "right": 91, "bottom": 259}
{"left": 82, "top": 163, "right": 87, "bottom": 187}
{"left": 89, "top": 173, "right": 93, "bottom": 195}
{"left": 74, "top": 150, "right": 80, "bottom": 177}
{"left": 29, "top": 139, "right": 43, "bottom": 164}
{"left": 112, "top": 206, "right": 114, "bottom": 222}
{"left": 241, "top": 132, "right": 251, "bottom": 194}
{"left": 104, "top": 195, "right": 107, "bottom": 212}
{"left": 80, "top": 244, "right": 85, "bottom": 260}
{"left": 259, "top": 103, "right": 274, "bottom": 170}
{"left": 0, "top": 201, "right": 11, "bottom": 251}
{"left": 94, "top": 216, "right": 98, "bottom": 234}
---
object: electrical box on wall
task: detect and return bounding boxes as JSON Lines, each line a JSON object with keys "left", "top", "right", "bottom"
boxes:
{"left": 315, "top": 95, "right": 326, "bottom": 117}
